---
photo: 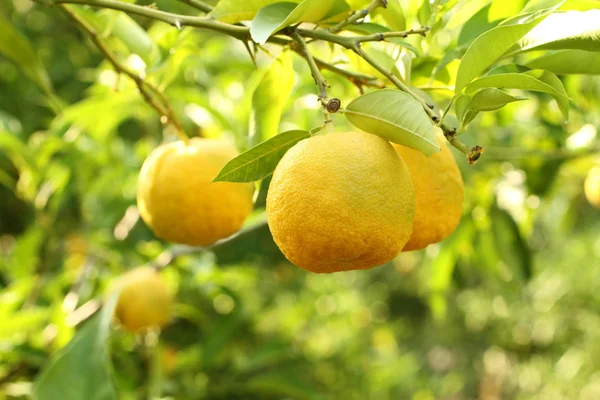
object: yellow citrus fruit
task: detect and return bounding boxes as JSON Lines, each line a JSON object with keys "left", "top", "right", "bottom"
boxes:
{"left": 392, "top": 132, "right": 464, "bottom": 251}
{"left": 584, "top": 166, "right": 600, "bottom": 208}
{"left": 137, "top": 138, "right": 254, "bottom": 246}
{"left": 267, "top": 131, "right": 415, "bottom": 274}
{"left": 110, "top": 267, "right": 173, "bottom": 332}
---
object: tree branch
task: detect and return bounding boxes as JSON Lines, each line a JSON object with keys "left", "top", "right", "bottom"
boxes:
{"left": 51, "top": 0, "right": 249, "bottom": 39}
{"left": 313, "top": 57, "right": 385, "bottom": 89}
{"left": 353, "top": 26, "right": 430, "bottom": 43}
{"left": 290, "top": 32, "right": 333, "bottom": 126}
{"left": 46, "top": 0, "right": 483, "bottom": 160}
{"left": 60, "top": 4, "right": 189, "bottom": 141}
{"left": 294, "top": 27, "right": 481, "bottom": 157}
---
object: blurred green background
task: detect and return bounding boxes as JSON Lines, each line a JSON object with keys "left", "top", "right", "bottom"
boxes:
{"left": 1, "top": 0, "right": 600, "bottom": 399}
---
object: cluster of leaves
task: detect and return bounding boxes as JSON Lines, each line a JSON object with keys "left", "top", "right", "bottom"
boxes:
{"left": 1, "top": 0, "right": 600, "bottom": 399}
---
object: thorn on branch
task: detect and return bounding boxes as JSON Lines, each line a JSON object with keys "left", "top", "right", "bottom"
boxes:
{"left": 427, "top": 104, "right": 434, "bottom": 110}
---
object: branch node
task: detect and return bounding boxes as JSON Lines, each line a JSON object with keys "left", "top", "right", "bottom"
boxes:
{"left": 326, "top": 98, "right": 342, "bottom": 113}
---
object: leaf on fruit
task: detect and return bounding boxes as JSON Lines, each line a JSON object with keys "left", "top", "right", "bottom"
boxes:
{"left": 32, "top": 295, "right": 119, "bottom": 400}
{"left": 470, "top": 88, "right": 527, "bottom": 111}
{"left": 250, "top": 0, "right": 350, "bottom": 45}
{"left": 344, "top": 89, "right": 439, "bottom": 156}
{"left": 455, "top": 4, "right": 560, "bottom": 93}
{"left": 526, "top": 49, "right": 600, "bottom": 75}
{"left": 214, "top": 130, "right": 311, "bottom": 182}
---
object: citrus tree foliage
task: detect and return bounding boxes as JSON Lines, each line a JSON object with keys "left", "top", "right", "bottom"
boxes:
{"left": 1, "top": 0, "right": 600, "bottom": 399}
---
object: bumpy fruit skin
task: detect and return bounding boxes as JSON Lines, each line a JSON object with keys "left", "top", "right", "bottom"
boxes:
{"left": 267, "top": 131, "right": 415, "bottom": 274}
{"left": 584, "top": 166, "right": 600, "bottom": 208}
{"left": 392, "top": 132, "right": 464, "bottom": 251}
{"left": 111, "top": 267, "right": 173, "bottom": 332}
{"left": 137, "top": 138, "right": 254, "bottom": 246}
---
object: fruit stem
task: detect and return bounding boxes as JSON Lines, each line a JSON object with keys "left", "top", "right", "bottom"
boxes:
{"left": 290, "top": 31, "right": 334, "bottom": 129}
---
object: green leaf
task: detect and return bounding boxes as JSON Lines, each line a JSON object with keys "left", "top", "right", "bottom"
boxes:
{"left": 246, "top": 372, "right": 327, "bottom": 400}
{"left": 508, "top": 10, "right": 600, "bottom": 54}
{"left": 488, "top": 0, "right": 526, "bottom": 21}
{"left": 429, "top": 45, "right": 468, "bottom": 83}
{"left": 526, "top": 49, "right": 600, "bottom": 74}
{"left": 249, "top": 52, "right": 295, "bottom": 147}
{"left": 455, "top": 5, "right": 559, "bottom": 93}
{"left": 424, "top": 222, "right": 474, "bottom": 320}
{"left": 417, "top": 0, "right": 432, "bottom": 25}
{"left": 250, "top": 0, "right": 350, "bottom": 45}
{"left": 372, "top": 0, "right": 406, "bottom": 31}
{"left": 457, "top": 5, "right": 499, "bottom": 46}
{"left": 523, "top": 0, "right": 600, "bottom": 13}
{"left": 464, "top": 70, "right": 569, "bottom": 118}
{"left": 454, "top": 94, "right": 471, "bottom": 124}
{"left": 211, "top": 0, "right": 301, "bottom": 23}
{"left": 462, "top": 110, "right": 479, "bottom": 127}
{"left": 3, "top": 226, "right": 44, "bottom": 279}
{"left": 214, "top": 130, "right": 311, "bottom": 182}
{"left": 32, "top": 295, "right": 119, "bottom": 400}
{"left": 344, "top": 89, "right": 439, "bottom": 156}
{"left": 345, "top": 0, "right": 371, "bottom": 8}
{"left": 0, "top": 309, "right": 50, "bottom": 340}
{"left": 525, "top": 69, "right": 569, "bottom": 118}
{"left": 470, "top": 88, "right": 528, "bottom": 111}
{"left": 490, "top": 206, "right": 532, "bottom": 281}
{"left": 71, "top": 7, "right": 161, "bottom": 66}
{"left": 0, "top": 13, "right": 56, "bottom": 105}
{"left": 97, "top": 10, "right": 162, "bottom": 66}
{"left": 59, "top": 92, "right": 141, "bottom": 139}
{"left": 446, "top": 0, "right": 491, "bottom": 29}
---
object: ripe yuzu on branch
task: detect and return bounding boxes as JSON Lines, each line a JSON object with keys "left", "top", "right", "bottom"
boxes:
{"left": 266, "top": 131, "right": 415, "bottom": 273}
{"left": 392, "top": 132, "right": 464, "bottom": 251}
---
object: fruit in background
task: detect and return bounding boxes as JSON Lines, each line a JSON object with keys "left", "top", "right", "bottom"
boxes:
{"left": 109, "top": 267, "right": 173, "bottom": 332}
{"left": 137, "top": 138, "right": 255, "bottom": 246}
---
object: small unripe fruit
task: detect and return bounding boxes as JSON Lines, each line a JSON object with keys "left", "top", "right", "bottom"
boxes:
{"left": 109, "top": 267, "right": 173, "bottom": 332}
